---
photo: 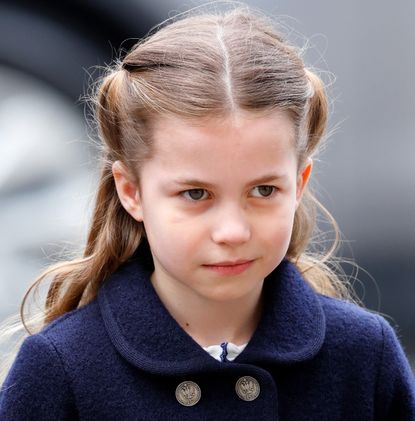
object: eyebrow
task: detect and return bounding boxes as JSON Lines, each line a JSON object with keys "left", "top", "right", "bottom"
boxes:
{"left": 172, "top": 174, "right": 287, "bottom": 189}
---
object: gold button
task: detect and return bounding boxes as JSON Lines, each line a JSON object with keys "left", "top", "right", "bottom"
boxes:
{"left": 175, "top": 381, "right": 201, "bottom": 406}
{"left": 235, "top": 376, "right": 260, "bottom": 401}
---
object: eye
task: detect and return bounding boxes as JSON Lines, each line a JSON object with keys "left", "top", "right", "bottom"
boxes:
{"left": 251, "top": 185, "right": 276, "bottom": 198}
{"left": 181, "top": 189, "right": 209, "bottom": 201}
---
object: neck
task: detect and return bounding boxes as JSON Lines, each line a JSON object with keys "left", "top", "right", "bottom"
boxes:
{"left": 150, "top": 274, "right": 264, "bottom": 348}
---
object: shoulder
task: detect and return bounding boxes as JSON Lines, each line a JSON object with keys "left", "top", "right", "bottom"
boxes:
{"left": 318, "top": 295, "right": 415, "bottom": 415}
{"left": 0, "top": 317, "right": 81, "bottom": 418}
{"left": 316, "top": 294, "right": 414, "bottom": 384}
{"left": 8, "top": 298, "right": 111, "bottom": 382}
{"left": 1, "top": 299, "right": 107, "bottom": 404}
{"left": 0, "top": 303, "right": 104, "bottom": 417}
{"left": 40, "top": 298, "right": 102, "bottom": 345}
{"left": 37, "top": 298, "right": 113, "bottom": 369}
{"left": 318, "top": 293, "right": 381, "bottom": 330}
{"left": 315, "top": 293, "right": 400, "bottom": 372}
{"left": 316, "top": 292, "right": 413, "bottom": 350}
{"left": 316, "top": 293, "right": 390, "bottom": 351}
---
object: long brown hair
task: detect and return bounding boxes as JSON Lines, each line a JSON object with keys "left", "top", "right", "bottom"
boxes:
{"left": 1, "top": 3, "right": 359, "bottom": 384}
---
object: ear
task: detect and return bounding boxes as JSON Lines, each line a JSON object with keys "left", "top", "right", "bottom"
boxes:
{"left": 112, "top": 160, "right": 143, "bottom": 222}
{"left": 295, "top": 158, "right": 312, "bottom": 208}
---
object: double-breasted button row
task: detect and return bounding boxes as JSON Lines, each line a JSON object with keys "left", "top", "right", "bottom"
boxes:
{"left": 175, "top": 376, "right": 260, "bottom": 406}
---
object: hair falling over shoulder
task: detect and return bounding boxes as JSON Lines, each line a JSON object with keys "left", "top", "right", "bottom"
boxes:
{"left": 0, "top": 2, "right": 361, "bottom": 385}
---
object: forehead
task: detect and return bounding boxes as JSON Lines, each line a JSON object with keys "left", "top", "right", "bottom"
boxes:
{"left": 146, "top": 111, "right": 297, "bottom": 178}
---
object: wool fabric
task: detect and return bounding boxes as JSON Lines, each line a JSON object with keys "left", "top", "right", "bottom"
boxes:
{"left": 1, "top": 247, "right": 414, "bottom": 420}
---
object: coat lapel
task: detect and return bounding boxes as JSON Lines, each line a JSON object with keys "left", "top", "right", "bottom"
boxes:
{"left": 98, "top": 242, "right": 326, "bottom": 376}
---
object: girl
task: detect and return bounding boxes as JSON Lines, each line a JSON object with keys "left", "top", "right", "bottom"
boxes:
{"left": 1, "top": 3, "right": 414, "bottom": 420}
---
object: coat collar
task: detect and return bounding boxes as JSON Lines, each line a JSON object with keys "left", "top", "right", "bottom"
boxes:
{"left": 98, "top": 242, "right": 326, "bottom": 376}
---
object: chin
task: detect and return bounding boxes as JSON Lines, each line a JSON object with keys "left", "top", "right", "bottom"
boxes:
{"left": 199, "top": 281, "right": 262, "bottom": 303}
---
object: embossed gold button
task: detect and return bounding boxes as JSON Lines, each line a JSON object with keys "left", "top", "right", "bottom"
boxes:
{"left": 235, "top": 376, "right": 260, "bottom": 401}
{"left": 175, "top": 381, "right": 201, "bottom": 406}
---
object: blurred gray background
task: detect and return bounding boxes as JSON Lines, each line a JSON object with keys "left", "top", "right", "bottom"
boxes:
{"left": 0, "top": 0, "right": 414, "bottom": 368}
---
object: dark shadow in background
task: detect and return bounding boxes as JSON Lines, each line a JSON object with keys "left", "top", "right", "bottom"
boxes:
{"left": 0, "top": 0, "right": 159, "bottom": 100}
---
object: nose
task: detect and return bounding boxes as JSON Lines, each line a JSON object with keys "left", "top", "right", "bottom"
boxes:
{"left": 210, "top": 204, "right": 251, "bottom": 246}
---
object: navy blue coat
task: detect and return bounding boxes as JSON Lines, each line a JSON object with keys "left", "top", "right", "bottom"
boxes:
{"left": 1, "top": 252, "right": 415, "bottom": 420}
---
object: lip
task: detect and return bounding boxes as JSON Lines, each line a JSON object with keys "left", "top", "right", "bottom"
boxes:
{"left": 203, "top": 259, "right": 255, "bottom": 275}
{"left": 206, "top": 259, "right": 253, "bottom": 266}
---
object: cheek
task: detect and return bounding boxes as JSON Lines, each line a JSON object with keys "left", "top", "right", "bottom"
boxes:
{"left": 259, "top": 206, "right": 296, "bottom": 246}
{"left": 271, "top": 219, "right": 294, "bottom": 245}
{"left": 143, "top": 207, "right": 203, "bottom": 258}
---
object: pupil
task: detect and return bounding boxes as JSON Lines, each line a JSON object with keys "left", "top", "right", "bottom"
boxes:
{"left": 189, "top": 189, "right": 204, "bottom": 200}
{"left": 258, "top": 186, "right": 273, "bottom": 196}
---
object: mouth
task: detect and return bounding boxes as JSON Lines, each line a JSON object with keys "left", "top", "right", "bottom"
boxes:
{"left": 207, "top": 259, "right": 253, "bottom": 266}
{"left": 202, "top": 259, "right": 255, "bottom": 275}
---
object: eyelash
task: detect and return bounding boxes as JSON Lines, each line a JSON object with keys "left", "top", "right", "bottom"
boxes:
{"left": 180, "top": 185, "right": 278, "bottom": 202}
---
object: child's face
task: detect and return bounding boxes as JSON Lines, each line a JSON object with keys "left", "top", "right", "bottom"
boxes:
{"left": 114, "top": 111, "right": 311, "bottom": 303}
